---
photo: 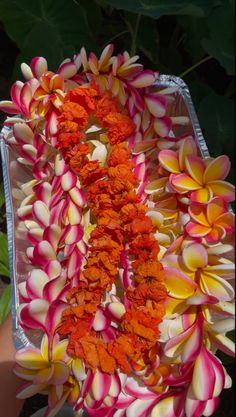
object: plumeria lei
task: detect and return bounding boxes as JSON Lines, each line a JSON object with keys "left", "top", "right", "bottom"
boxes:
{"left": 0, "top": 45, "right": 235, "bottom": 417}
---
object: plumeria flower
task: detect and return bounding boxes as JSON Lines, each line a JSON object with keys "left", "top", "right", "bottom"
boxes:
{"left": 186, "top": 197, "right": 235, "bottom": 243}
{"left": 158, "top": 141, "right": 235, "bottom": 203}
{"left": 15, "top": 334, "right": 71, "bottom": 397}
{"left": 163, "top": 243, "right": 235, "bottom": 302}
{"left": 31, "top": 71, "right": 65, "bottom": 117}
{"left": 171, "top": 155, "right": 235, "bottom": 203}
{"left": 14, "top": 334, "right": 83, "bottom": 417}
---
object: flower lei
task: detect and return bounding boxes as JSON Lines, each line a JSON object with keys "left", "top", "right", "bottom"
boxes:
{"left": 0, "top": 45, "right": 235, "bottom": 417}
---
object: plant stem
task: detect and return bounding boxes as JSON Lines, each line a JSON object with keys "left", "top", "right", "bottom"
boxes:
{"left": 102, "top": 30, "right": 130, "bottom": 49}
{"left": 179, "top": 55, "right": 213, "bottom": 78}
{"left": 130, "top": 14, "right": 141, "bottom": 56}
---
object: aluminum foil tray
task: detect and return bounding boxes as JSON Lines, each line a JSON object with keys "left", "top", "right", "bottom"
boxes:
{"left": 0, "top": 75, "right": 211, "bottom": 352}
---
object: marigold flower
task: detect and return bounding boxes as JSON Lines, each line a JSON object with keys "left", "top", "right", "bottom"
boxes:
{"left": 108, "top": 143, "right": 131, "bottom": 166}
{"left": 64, "top": 86, "right": 98, "bottom": 113}
{"left": 103, "top": 112, "right": 136, "bottom": 144}
{"left": 108, "top": 163, "right": 137, "bottom": 184}
{"left": 59, "top": 102, "right": 89, "bottom": 130}
{"left": 81, "top": 266, "right": 113, "bottom": 289}
{"left": 121, "top": 307, "right": 161, "bottom": 342}
{"left": 126, "top": 283, "right": 167, "bottom": 306}
{"left": 135, "top": 260, "right": 165, "bottom": 284}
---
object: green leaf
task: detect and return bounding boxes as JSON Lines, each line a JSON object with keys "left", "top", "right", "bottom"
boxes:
{"left": 0, "top": 183, "right": 4, "bottom": 208}
{"left": 124, "top": 12, "right": 159, "bottom": 64}
{"left": 0, "top": 285, "right": 11, "bottom": 324}
{"left": 198, "top": 92, "right": 235, "bottom": 183}
{"left": 102, "top": 0, "right": 221, "bottom": 18}
{"left": 177, "top": 16, "right": 209, "bottom": 61}
{"left": 0, "top": 232, "right": 10, "bottom": 277}
{"left": 189, "top": 80, "right": 213, "bottom": 109}
{"left": 77, "top": 0, "right": 102, "bottom": 37}
{"left": 0, "top": 0, "right": 96, "bottom": 73}
{"left": 201, "top": 0, "right": 235, "bottom": 74}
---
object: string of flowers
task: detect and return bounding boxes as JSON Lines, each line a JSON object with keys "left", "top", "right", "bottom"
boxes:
{"left": 0, "top": 45, "right": 235, "bottom": 417}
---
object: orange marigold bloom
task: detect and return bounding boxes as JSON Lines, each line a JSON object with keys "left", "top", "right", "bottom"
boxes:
{"left": 65, "top": 142, "right": 90, "bottom": 160}
{"left": 126, "top": 215, "right": 153, "bottom": 235}
{"left": 107, "top": 342, "right": 132, "bottom": 374}
{"left": 62, "top": 303, "right": 97, "bottom": 319}
{"left": 97, "top": 209, "right": 120, "bottom": 226}
{"left": 57, "top": 132, "right": 84, "bottom": 149}
{"left": 66, "top": 287, "right": 103, "bottom": 305}
{"left": 96, "top": 343, "right": 117, "bottom": 374}
{"left": 103, "top": 112, "right": 136, "bottom": 144}
{"left": 126, "top": 283, "right": 167, "bottom": 307}
{"left": 58, "top": 120, "right": 79, "bottom": 132}
{"left": 108, "top": 143, "right": 131, "bottom": 167}
{"left": 120, "top": 203, "right": 147, "bottom": 223}
{"left": 59, "top": 102, "right": 88, "bottom": 130}
{"left": 121, "top": 307, "right": 160, "bottom": 342}
{"left": 87, "top": 251, "right": 119, "bottom": 276}
{"left": 78, "top": 160, "right": 107, "bottom": 186}
{"left": 108, "top": 163, "right": 137, "bottom": 184}
{"left": 81, "top": 266, "right": 113, "bottom": 289}
{"left": 129, "top": 234, "right": 159, "bottom": 262}
{"left": 112, "top": 190, "right": 138, "bottom": 208}
{"left": 96, "top": 92, "right": 121, "bottom": 120}
{"left": 68, "top": 334, "right": 100, "bottom": 367}
{"left": 69, "top": 334, "right": 117, "bottom": 374}
{"left": 135, "top": 260, "right": 165, "bottom": 284}
{"left": 90, "top": 223, "right": 123, "bottom": 244}
{"left": 90, "top": 194, "right": 114, "bottom": 214}
{"left": 65, "top": 86, "right": 98, "bottom": 113}
{"left": 89, "top": 233, "right": 123, "bottom": 254}
{"left": 57, "top": 304, "right": 96, "bottom": 338}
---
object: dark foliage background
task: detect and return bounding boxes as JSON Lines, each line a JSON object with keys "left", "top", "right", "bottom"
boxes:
{"left": 0, "top": 0, "right": 234, "bottom": 416}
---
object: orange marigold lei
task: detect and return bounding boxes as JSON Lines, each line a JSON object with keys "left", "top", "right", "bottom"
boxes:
{"left": 56, "top": 85, "right": 167, "bottom": 375}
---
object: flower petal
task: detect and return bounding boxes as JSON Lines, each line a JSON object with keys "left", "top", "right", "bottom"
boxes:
{"left": 151, "top": 395, "right": 183, "bottom": 417}
{"left": 129, "top": 70, "right": 157, "bottom": 88}
{"left": 158, "top": 150, "right": 180, "bottom": 173}
{"left": 188, "top": 204, "right": 208, "bottom": 226}
{"left": 178, "top": 138, "right": 197, "bottom": 171}
{"left": 15, "top": 348, "right": 47, "bottom": 370}
{"left": 145, "top": 94, "right": 167, "bottom": 118}
{"left": 190, "top": 187, "right": 212, "bottom": 203}
{"left": 185, "top": 155, "right": 205, "bottom": 185}
{"left": 186, "top": 222, "right": 210, "bottom": 238}
{"left": 206, "top": 197, "right": 227, "bottom": 224}
{"left": 171, "top": 174, "right": 201, "bottom": 192}
{"left": 182, "top": 244, "right": 208, "bottom": 271}
{"left": 164, "top": 267, "right": 197, "bottom": 299}
{"left": 203, "top": 155, "right": 231, "bottom": 183}
{"left": 200, "top": 272, "right": 235, "bottom": 301}
{"left": 191, "top": 348, "right": 216, "bottom": 401}
{"left": 16, "top": 382, "right": 48, "bottom": 399}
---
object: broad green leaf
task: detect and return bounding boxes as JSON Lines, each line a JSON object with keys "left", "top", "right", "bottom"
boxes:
{"left": 201, "top": 0, "right": 235, "bottom": 74}
{"left": 0, "top": 183, "right": 4, "bottom": 208}
{"left": 102, "top": 0, "right": 221, "bottom": 18}
{"left": 198, "top": 92, "right": 235, "bottom": 184}
{"left": 177, "top": 16, "right": 209, "bottom": 61}
{"left": 189, "top": 80, "right": 213, "bottom": 109}
{"left": 124, "top": 12, "right": 159, "bottom": 64}
{"left": 78, "top": 0, "right": 102, "bottom": 37}
{"left": 0, "top": 285, "right": 11, "bottom": 324}
{"left": 0, "top": 232, "right": 10, "bottom": 277}
{"left": 0, "top": 0, "right": 96, "bottom": 73}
